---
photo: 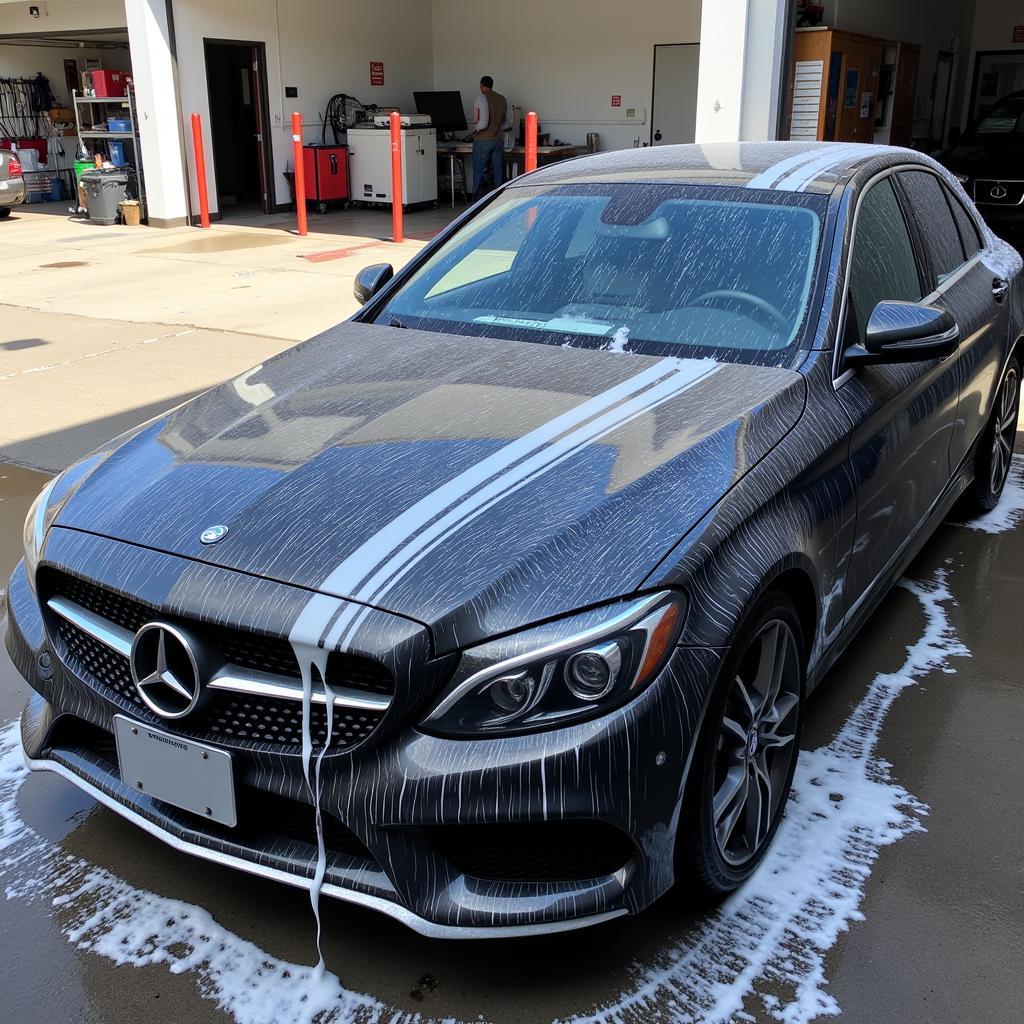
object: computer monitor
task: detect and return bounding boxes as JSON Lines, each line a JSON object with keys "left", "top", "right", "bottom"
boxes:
{"left": 414, "top": 91, "right": 468, "bottom": 134}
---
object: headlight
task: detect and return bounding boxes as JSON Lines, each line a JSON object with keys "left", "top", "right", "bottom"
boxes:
{"left": 22, "top": 477, "right": 58, "bottom": 588}
{"left": 422, "top": 592, "right": 685, "bottom": 737}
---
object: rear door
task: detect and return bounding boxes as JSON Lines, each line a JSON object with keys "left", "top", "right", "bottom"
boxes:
{"left": 833, "top": 172, "right": 961, "bottom": 613}
{"left": 896, "top": 169, "right": 1007, "bottom": 469}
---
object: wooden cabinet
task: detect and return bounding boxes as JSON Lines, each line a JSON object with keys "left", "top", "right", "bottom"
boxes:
{"left": 788, "top": 27, "right": 914, "bottom": 144}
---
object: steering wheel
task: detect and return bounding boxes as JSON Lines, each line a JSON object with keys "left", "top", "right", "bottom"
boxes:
{"left": 687, "top": 289, "right": 789, "bottom": 333}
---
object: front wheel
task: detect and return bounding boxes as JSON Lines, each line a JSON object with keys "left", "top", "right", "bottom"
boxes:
{"left": 677, "top": 592, "right": 805, "bottom": 893}
{"left": 0, "top": 208, "right": 11, "bottom": 219}
{"left": 960, "top": 356, "right": 1020, "bottom": 515}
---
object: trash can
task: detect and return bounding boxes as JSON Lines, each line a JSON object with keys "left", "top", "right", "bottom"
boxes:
{"left": 80, "top": 168, "right": 129, "bottom": 225}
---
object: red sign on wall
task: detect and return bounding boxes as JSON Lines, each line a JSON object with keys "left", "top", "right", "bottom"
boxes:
{"left": 611, "top": 95, "right": 621, "bottom": 107}
{"left": 1014, "top": 25, "right": 1024, "bottom": 43}
{"left": 369, "top": 61, "right": 384, "bottom": 87}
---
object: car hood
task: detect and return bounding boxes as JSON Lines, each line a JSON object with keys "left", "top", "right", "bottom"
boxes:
{"left": 54, "top": 323, "right": 806, "bottom": 652}
{"left": 941, "top": 137, "right": 1024, "bottom": 179}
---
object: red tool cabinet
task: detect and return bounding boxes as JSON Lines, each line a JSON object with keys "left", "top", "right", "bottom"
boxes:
{"left": 302, "top": 145, "right": 349, "bottom": 212}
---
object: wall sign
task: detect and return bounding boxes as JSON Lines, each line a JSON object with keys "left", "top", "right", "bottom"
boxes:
{"left": 369, "top": 61, "right": 384, "bottom": 87}
{"left": 611, "top": 95, "right": 621, "bottom": 107}
{"left": 1013, "top": 25, "right": 1024, "bottom": 43}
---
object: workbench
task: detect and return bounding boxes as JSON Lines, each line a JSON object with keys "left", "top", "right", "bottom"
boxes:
{"left": 436, "top": 141, "right": 585, "bottom": 206}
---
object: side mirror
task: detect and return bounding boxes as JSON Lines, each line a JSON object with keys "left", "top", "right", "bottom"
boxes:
{"left": 843, "top": 301, "right": 960, "bottom": 369}
{"left": 353, "top": 263, "right": 394, "bottom": 305}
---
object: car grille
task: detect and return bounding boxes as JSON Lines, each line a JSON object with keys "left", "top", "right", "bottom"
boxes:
{"left": 974, "top": 179, "right": 1024, "bottom": 207}
{"left": 429, "top": 821, "right": 636, "bottom": 883}
{"left": 41, "top": 570, "right": 393, "bottom": 753}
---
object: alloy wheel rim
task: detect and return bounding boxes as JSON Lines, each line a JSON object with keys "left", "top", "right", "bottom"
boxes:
{"left": 712, "top": 619, "right": 801, "bottom": 867}
{"left": 990, "top": 369, "right": 1019, "bottom": 496}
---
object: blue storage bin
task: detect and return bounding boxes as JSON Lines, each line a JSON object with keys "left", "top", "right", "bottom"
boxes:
{"left": 108, "top": 140, "right": 128, "bottom": 166}
{"left": 107, "top": 117, "right": 132, "bottom": 132}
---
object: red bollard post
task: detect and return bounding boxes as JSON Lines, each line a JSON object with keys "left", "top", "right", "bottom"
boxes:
{"left": 390, "top": 110, "right": 403, "bottom": 243}
{"left": 190, "top": 113, "right": 210, "bottom": 228}
{"left": 291, "top": 111, "right": 307, "bottom": 237}
{"left": 525, "top": 111, "right": 538, "bottom": 173}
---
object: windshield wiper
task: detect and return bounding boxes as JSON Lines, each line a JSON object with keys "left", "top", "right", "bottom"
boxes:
{"left": 387, "top": 317, "right": 407, "bottom": 328}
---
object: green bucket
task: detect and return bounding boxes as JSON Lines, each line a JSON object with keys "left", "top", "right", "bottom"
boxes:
{"left": 74, "top": 159, "right": 92, "bottom": 185}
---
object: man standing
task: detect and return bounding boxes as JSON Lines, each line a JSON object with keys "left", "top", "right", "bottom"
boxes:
{"left": 472, "top": 76, "right": 512, "bottom": 198}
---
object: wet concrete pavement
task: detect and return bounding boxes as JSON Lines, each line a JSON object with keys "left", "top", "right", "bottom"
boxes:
{"left": 1, "top": 443, "right": 1022, "bottom": 1024}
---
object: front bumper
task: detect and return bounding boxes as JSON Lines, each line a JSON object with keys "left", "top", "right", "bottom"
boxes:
{"left": 6, "top": 539, "right": 722, "bottom": 937}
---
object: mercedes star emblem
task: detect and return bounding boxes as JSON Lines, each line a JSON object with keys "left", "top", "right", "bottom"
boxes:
{"left": 130, "top": 621, "right": 203, "bottom": 719}
{"left": 990, "top": 183, "right": 1008, "bottom": 200}
{"left": 200, "top": 524, "right": 229, "bottom": 544}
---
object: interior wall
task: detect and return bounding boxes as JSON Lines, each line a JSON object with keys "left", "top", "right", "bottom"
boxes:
{"left": 0, "top": 0, "right": 126, "bottom": 35}
{"left": 172, "top": 0, "right": 434, "bottom": 213}
{"left": 0, "top": 42, "right": 130, "bottom": 107}
{"left": 819, "top": 0, "right": 978, "bottom": 142}
{"left": 963, "top": 0, "right": 1024, "bottom": 124}
{"left": 431, "top": 0, "right": 702, "bottom": 152}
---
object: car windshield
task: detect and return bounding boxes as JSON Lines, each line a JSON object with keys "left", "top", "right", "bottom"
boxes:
{"left": 369, "top": 183, "right": 825, "bottom": 367}
{"left": 974, "top": 96, "right": 1024, "bottom": 135}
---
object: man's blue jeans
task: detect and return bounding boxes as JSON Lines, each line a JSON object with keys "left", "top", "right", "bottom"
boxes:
{"left": 472, "top": 139, "right": 504, "bottom": 197}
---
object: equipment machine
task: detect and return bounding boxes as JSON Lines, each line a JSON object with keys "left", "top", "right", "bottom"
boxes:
{"left": 347, "top": 124, "right": 437, "bottom": 207}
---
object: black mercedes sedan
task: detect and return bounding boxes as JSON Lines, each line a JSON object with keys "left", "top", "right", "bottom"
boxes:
{"left": 6, "top": 142, "right": 1022, "bottom": 938}
{"left": 940, "top": 90, "right": 1024, "bottom": 236}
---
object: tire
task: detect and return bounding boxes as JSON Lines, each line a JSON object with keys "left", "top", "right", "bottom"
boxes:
{"left": 677, "top": 591, "right": 805, "bottom": 894}
{"left": 0, "top": 208, "right": 11, "bottom": 219}
{"left": 960, "top": 356, "right": 1020, "bottom": 515}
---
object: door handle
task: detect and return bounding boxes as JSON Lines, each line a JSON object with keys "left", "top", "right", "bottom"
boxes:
{"left": 993, "top": 277, "right": 1009, "bottom": 303}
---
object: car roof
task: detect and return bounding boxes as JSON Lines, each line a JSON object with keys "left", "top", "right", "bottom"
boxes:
{"left": 518, "top": 141, "right": 926, "bottom": 195}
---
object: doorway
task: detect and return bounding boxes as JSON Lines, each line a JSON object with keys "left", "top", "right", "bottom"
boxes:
{"left": 650, "top": 43, "right": 700, "bottom": 146}
{"left": 203, "top": 39, "right": 273, "bottom": 214}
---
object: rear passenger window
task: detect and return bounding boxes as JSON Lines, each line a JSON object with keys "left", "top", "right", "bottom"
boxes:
{"left": 849, "top": 178, "right": 923, "bottom": 337}
{"left": 945, "top": 186, "right": 983, "bottom": 259}
{"left": 898, "top": 170, "right": 965, "bottom": 286}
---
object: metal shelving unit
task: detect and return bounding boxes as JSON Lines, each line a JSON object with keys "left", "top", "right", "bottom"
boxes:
{"left": 72, "top": 88, "right": 147, "bottom": 221}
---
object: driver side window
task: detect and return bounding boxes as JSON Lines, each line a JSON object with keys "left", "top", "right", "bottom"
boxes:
{"left": 848, "top": 178, "right": 923, "bottom": 338}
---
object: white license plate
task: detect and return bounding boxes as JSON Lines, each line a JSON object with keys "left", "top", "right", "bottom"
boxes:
{"left": 114, "top": 715, "right": 237, "bottom": 827}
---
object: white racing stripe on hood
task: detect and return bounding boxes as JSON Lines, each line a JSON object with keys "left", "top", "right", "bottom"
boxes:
{"left": 319, "top": 357, "right": 722, "bottom": 653}
{"left": 289, "top": 356, "right": 717, "bottom": 647}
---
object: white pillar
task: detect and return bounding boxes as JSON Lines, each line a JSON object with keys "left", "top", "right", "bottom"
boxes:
{"left": 124, "top": 0, "right": 190, "bottom": 227}
{"left": 695, "top": 0, "right": 790, "bottom": 143}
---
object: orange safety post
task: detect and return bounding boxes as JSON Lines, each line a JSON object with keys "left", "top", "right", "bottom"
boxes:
{"left": 390, "top": 110, "right": 403, "bottom": 243}
{"left": 524, "top": 111, "right": 538, "bottom": 173}
{"left": 291, "top": 111, "right": 308, "bottom": 237}
{"left": 190, "top": 113, "right": 210, "bottom": 228}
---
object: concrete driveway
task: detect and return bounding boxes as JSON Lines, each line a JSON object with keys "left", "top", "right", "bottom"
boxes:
{"left": 1, "top": 206, "right": 1022, "bottom": 1024}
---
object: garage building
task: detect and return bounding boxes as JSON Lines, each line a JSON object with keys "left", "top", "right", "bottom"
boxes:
{"left": 0, "top": 0, "right": 1021, "bottom": 227}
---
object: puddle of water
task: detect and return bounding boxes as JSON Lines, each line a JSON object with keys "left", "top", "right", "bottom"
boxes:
{"left": 140, "top": 234, "right": 290, "bottom": 254}
{"left": 951, "top": 457, "right": 1024, "bottom": 534}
